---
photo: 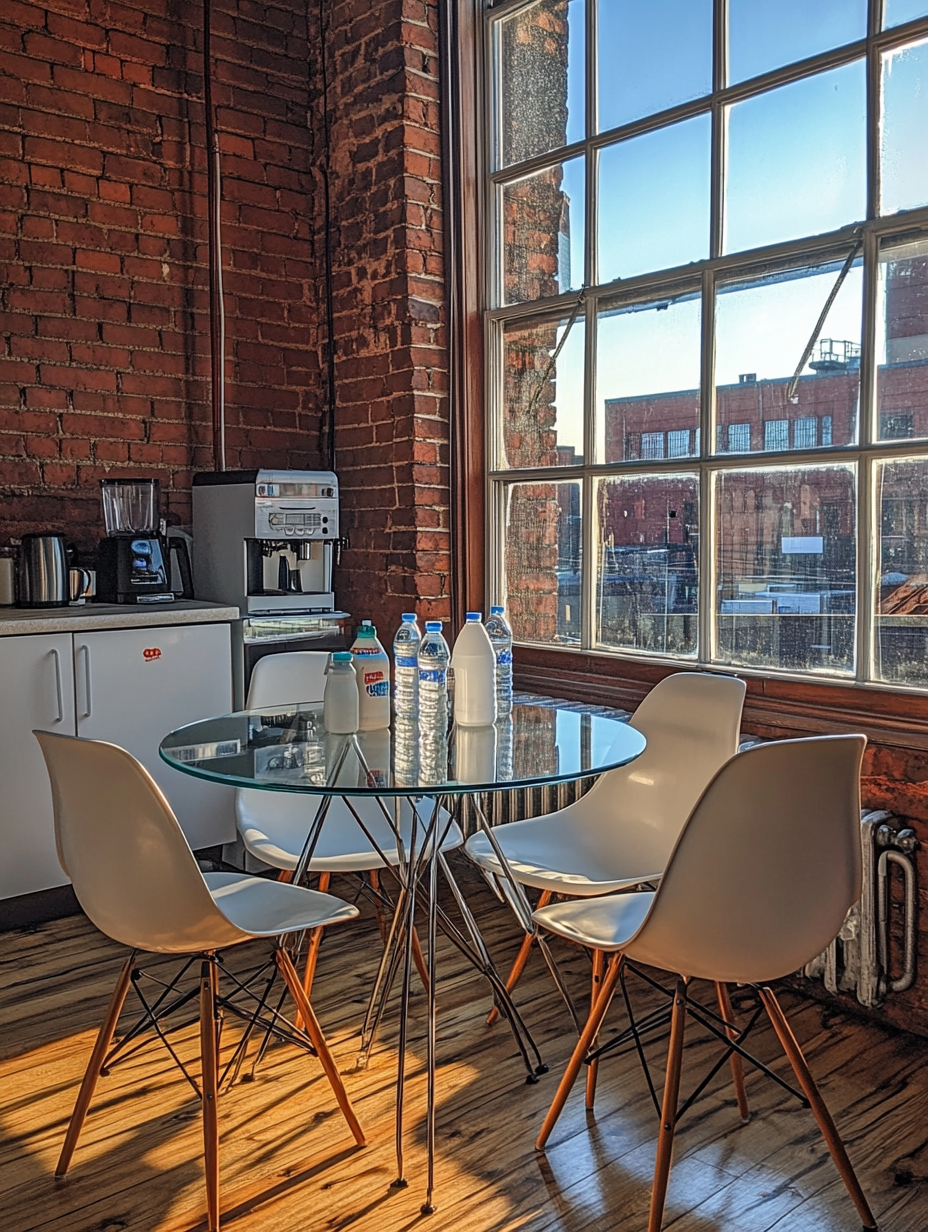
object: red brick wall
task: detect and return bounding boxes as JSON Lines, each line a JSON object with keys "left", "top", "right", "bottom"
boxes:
{"left": 0, "top": 0, "right": 326, "bottom": 553}
{"left": 0, "top": 0, "right": 451, "bottom": 634}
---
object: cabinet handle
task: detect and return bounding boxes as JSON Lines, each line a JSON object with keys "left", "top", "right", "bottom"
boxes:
{"left": 50, "top": 648, "right": 64, "bottom": 724}
{"left": 78, "top": 643, "right": 92, "bottom": 719}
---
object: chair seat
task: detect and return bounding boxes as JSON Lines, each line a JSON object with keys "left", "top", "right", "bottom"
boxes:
{"left": 203, "top": 871, "right": 359, "bottom": 938}
{"left": 533, "top": 890, "right": 655, "bottom": 952}
{"left": 236, "top": 791, "right": 463, "bottom": 873}
{"left": 465, "top": 811, "right": 663, "bottom": 896}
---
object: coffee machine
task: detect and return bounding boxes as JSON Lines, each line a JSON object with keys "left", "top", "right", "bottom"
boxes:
{"left": 192, "top": 470, "right": 349, "bottom": 703}
{"left": 97, "top": 478, "right": 192, "bottom": 604}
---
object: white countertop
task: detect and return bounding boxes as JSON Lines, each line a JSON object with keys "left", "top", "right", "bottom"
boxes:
{"left": 0, "top": 600, "right": 239, "bottom": 636}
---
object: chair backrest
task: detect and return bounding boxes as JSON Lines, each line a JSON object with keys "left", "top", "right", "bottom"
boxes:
{"left": 580, "top": 672, "right": 746, "bottom": 871}
{"left": 247, "top": 651, "right": 329, "bottom": 709}
{"left": 34, "top": 730, "right": 246, "bottom": 953}
{"left": 626, "top": 734, "right": 866, "bottom": 984}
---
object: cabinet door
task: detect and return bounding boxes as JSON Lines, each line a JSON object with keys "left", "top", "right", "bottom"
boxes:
{"left": 0, "top": 634, "right": 76, "bottom": 898}
{"left": 74, "top": 624, "right": 235, "bottom": 849}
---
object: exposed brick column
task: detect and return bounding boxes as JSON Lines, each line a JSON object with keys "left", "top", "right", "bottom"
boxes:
{"left": 321, "top": 0, "right": 450, "bottom": 633}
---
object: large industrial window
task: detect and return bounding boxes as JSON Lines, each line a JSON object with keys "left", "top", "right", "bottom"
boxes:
{"left": 485, "top": 0, "right": 928, "bottom": 687}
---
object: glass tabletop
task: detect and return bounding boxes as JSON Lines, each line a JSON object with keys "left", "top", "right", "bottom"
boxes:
{"left": 159, "top": 701, "right": 646, "bottom": 797}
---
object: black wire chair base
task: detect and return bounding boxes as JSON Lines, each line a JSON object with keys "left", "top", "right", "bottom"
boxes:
{"left": 587, "top": 962, "right": 808, "bottom": 1122}
{"left": 101, "top": 949, "right": 321, "bottom": 1099}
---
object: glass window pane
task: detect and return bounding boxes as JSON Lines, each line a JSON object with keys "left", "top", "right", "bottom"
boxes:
{"left": 881, "top": 38, "right": 928, "bottom": 215}
{"left": 884, "top": 1, "right": 928, "bottom": 28}
{"left": 502, "top": 480, "right": 582, "bottom": 644}
{"left": 597, "top": 0, "right": 711, "bottom": 132}
{"left": 765, "top": 419, "right": 789, "bottom": 451}
{"left": 501, "top": 315, "right": 585, "bottom": 469}
{"left": 496, "top": 0, "right": 585, "bottom": 169}
{"left": 725, "top": 62, "right": 866, "bottom": 255}
{"left": 728, "top": 0, "right": 866, "bottom": 85}
{"left": 596, "top": 292, "right": 701, "bottom": 463}
{"left": 874, "top": 457, "right": 928, "bottom": 686}
{"left": 502, "top": 157, "right": 584, "bottom": 306}
{"left": 715, "top": 257, "right": 863, "bottom": 454}
{"left": 598, "top": 116, "right": 710, "bottom": 283}
{"left": 877, "top": 236, "right": 928, "bottom": 441}
{"left": 594, "top": 474, "right": 698, "bottom": 655}
{"left": 714, "top": 464, "right": 856, "bottom": 675}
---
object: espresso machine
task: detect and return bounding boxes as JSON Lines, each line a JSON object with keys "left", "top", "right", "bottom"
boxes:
{"left": 192, "top": 470, "right": 349, "bottom": 703}
{"left": 96, "top": 478, "right": 193, "bottom": 604}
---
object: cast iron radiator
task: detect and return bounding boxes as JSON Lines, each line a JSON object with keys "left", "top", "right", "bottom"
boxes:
{"left": 803, "top": 810, "right": 920, "bottom": 1008}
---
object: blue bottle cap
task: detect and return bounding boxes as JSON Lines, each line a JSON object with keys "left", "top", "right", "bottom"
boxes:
{"left": 356, "top": 623, "right": 375, "bottom": 637}
{"left": 465, "top": 612, "right": 482, "bottom": 621}
{"left": 402, "top": 613, "right": 417, "bottom": 621}
{"left": 332, "top": 651, "right": 352, "bottom": 662}
{"left": 425, "top": 620, "right": 442, "bottom": 632}
{"left": 490, "top": 605, "right": 504, "bottom": 615}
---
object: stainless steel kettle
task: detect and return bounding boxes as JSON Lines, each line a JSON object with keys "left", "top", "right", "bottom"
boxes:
{"left": 16, "top": 533, "right": 69, "bottom": 608}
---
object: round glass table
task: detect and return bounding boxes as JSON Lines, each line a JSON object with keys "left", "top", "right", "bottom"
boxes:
{"left": 161, "top": 701, "right": 646, "bottom": 1210}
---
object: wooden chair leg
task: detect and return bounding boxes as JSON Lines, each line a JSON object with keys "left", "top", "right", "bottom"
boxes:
{"left": 293, "top": 871, "right": 331, "bottom": 1031}
{"left": 199, "top": 957, "right": 221, "bottom": 1232}
{"left": 585, "top": 949, "right": 606, "bottom": 1109}
{"left": 369, "top": 868, "right": 387, "bottom": 943}
{"left": 758, "top": 987, "right": 878, "bottom": 1231}
{"left": 487, "top": 889, "right": 552, "bottom": 1026}
{"left": 274, "top": 946, "right": 366, "bottom": 1146}
{"left": 715, "top": 981, "right": 750, "bottom": 1122}
{"left": 56, "top": 955, "right": 134, "bottom": 1178}
{"left": 536, "top": 953, "right": 624, "bottom": 1151}
{"left": 411, "top": 925, "right": 430, "bottom": 994}
{"left": 647, "top": 978, "right": 687, "bottom": 1232}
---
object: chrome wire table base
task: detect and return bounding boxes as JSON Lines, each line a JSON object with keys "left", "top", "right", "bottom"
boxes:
{"left": 336, "top": 790, "right": 546, "bottom": 1214}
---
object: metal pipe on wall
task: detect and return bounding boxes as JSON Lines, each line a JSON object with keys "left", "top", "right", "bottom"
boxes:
{"left": 203, "top": 0, "right": 226, "bottom": 471}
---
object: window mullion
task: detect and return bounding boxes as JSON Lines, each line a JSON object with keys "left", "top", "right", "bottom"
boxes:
{"left": 699, "top": 267, "right": 716, "bottom": 665}
{"left": 857, "top": 226, "right": 880, "bottom": 683}
{"left": 867, "top": 1, "right": 881, "bottom": 221}
{"left": 581, "top": 292, "right": 597, "bottom": 651}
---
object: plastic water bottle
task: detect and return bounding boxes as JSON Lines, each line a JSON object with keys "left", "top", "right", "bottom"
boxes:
{"left": 485, "top": 605, "right": 514, "bottom": 718}
{"left": 417, "top": 620, "right": 450, "bottom": 735}
{"left": 392, "top": 613, "right": 421, "bottom": 724}
{"left": 323, "top": 652, "right": 359, "bottom": 733}
{"left": 351, "top": 620, "right": 391, "bottom": 730}
{"left": 451, "top": 612, "right": 497, "bottom": 726}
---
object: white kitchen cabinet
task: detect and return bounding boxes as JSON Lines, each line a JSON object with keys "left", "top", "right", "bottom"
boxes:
{"left": 0, "top": 634, "right": 76, "bottom": 898}
{"left": 0, "top": 619, "right": 235, "bottom": 902}
{"left": 74, "top": 625, "right": 234, "bottom": 851}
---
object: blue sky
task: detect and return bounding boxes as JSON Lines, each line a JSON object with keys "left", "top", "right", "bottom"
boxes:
{"left": 502, "top": 1, "right": 928, "bottom": 455}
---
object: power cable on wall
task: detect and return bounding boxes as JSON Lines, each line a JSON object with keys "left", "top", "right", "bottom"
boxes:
{"left": 317, "top": 0, "right": 337, "bottom": 474}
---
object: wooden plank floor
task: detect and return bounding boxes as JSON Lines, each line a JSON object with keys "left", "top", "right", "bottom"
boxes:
{"left": 2, "top": 861, "right": 927, "bottom": 1232}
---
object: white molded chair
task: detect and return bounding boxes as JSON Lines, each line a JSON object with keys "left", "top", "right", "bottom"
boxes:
{"left": 35, "top": 729, "right": 364, "bottom": 1232}
{"left": 237, "top": 652, "right": 463, "bottom": 991}
{"left": 533, "top": 734, "right": 876, "bottom": 1232}
{"left": 465, "top": 672, "right": 746, "bottom": 1074}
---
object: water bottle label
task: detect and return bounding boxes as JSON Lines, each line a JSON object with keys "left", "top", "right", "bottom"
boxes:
{"left": 419, "top": 668, "right": 447, "bottom": 685}
{"left": 495, "top": 648, "right": 513, "bottom": 666}
{"left": 395, "top": 654, "right": 418, "bottom": 668}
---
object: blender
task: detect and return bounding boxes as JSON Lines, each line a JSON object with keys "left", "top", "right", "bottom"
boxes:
{"left": 96, "top": 478, "right": 191, "bottom": 604}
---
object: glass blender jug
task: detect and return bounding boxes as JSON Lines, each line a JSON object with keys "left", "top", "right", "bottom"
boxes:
{"left": 101, "top": 478, "right": 160, "bottom": 536}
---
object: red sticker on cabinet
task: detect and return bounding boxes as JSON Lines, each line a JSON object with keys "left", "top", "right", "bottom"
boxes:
{"left": 143, "top": 647, "right": 162, "bottom": 661}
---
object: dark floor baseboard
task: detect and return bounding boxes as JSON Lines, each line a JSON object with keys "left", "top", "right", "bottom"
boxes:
{"left": 0, "top": 884, "right": 81, "bottom": 931}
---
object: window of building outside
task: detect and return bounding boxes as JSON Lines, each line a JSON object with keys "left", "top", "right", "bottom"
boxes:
{"left": 485, "top": 0, "right": 928, "bottom": 689}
